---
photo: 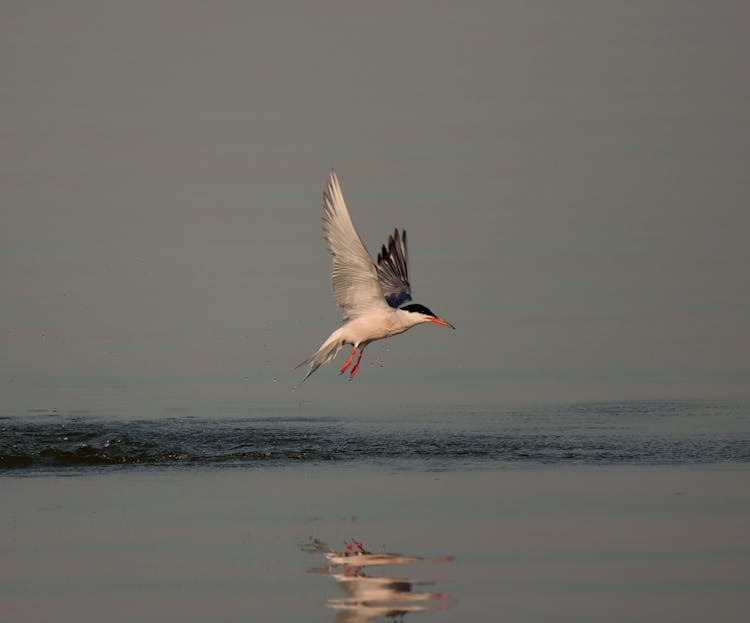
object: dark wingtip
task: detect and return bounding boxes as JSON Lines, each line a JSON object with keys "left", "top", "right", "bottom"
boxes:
{"left": 379, "top": 244, "right": 387, "bottom": 260}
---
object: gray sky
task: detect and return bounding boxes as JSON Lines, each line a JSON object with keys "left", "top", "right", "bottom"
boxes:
{"left": 2, "top": 1, "right": 749, "bottom": 413}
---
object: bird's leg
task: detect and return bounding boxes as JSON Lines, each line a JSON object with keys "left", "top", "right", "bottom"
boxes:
{"left": 340, "top": 346, "right": 357, "bottom": 374}
{"left": 349, "top": 347, "right": 366, "bottom": 379}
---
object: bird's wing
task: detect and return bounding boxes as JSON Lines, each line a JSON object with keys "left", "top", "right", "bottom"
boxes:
{"left": 376, "top": 229, "right": 412, "bottom": 308}
{"left": 323, "top": 170, "right": 390, "bottom": 319}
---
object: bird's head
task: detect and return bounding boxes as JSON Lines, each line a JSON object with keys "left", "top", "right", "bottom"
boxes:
{"left": 400, "top": 303, "right": 456, "bottom": 329}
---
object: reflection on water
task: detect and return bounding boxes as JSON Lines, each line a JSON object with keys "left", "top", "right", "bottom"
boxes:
{"left": 303, "top": 537, "right": 454, "bottom": 622}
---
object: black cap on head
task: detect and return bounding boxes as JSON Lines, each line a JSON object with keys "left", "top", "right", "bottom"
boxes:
{"left": 400, "top": 303, "right": 436, "bottom": 317}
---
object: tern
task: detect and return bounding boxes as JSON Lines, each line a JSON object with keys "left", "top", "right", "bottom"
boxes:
{"left": 297, "top": 170, "right": 455, "bottom": 381}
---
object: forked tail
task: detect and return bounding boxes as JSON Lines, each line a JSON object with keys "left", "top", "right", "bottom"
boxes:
{"left": 295, "top": 330, "right": 344, "bottom": 382}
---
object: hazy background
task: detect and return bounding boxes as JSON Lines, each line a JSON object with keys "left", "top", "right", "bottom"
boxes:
{"left": 3, "top": 1, "right": 749, "bottom": 414}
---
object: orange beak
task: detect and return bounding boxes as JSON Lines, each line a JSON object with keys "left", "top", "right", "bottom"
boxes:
{"left": 430, "top": 316, "right": 456, "bottom": 329}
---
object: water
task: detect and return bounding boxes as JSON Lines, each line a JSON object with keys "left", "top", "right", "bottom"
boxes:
{"left": 2, "top": 399, "right": 748, "bottom": 472}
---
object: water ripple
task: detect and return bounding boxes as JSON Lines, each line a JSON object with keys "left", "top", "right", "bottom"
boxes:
{"left": 1, "top": 400, "right": 748, "bottom": 472}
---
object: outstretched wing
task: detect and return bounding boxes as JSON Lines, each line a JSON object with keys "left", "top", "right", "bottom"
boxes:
{"left": 376, "top": 229, "right": 412, "bottom": 308}
{"left": 322, "top": 170, "right": 390, "bottom": 319}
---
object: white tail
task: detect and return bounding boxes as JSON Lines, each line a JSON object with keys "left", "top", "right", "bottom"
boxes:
{"left": 296, "top": 329, "right": 344, "bottom": 382}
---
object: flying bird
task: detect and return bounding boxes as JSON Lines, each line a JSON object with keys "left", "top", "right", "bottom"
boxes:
{"left": 297, "top": 170, "right": 454, "bottom": 381}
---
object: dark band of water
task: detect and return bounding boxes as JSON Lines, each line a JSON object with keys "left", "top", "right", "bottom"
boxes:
{"left": 1, "top": 400, "right": 748, "bottom": 472}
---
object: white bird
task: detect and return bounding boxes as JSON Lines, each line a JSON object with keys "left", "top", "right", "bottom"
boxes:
{"left": 297, "top": 170, "right": 455, "bottom": 381}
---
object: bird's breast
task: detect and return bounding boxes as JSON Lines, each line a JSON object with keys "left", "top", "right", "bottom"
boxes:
{"left": 342, "top": 310, "right": 410, "bottom": 345}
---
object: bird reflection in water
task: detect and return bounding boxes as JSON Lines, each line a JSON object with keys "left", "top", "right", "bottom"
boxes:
{"left": 303, "top": 537, "right": 454, "bottom": 622}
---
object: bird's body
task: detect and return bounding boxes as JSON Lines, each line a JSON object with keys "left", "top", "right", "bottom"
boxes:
{"left": 298, "top": 170, "right": 454, "bottom": 381}
{"left": 339, "top": 307, "right": 428, "bottom": 344}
